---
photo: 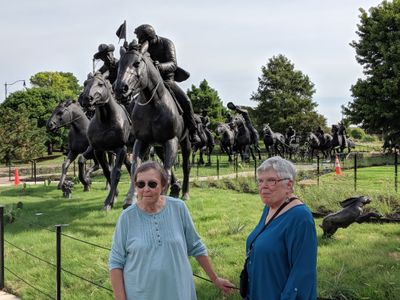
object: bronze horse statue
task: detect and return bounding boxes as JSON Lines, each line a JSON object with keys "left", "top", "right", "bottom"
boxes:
{"left": 114, "top": 41, "right": 191, "bottom": 207}
{"left": 46, "top": 100, "right": 99, "bottom": 192}
{"left": 331, "top": 124, "right": 354, "bottom": 155}
{"left": 192, "top": 114, "right": 214, "bottom": 165}
{"left": 80, "top": 73, "right": 133, "bottom": 210}
{"left": 231, "top": 115, "right": 261, "bottom": 162}
{"left": 307, "top": 132, "right": 333, "bottom": 159}
{"left": 262, "top": 123, "right": 285, "bottom": 157}
{"left": 216, "top": 123, "right": 235, "bottom": 162}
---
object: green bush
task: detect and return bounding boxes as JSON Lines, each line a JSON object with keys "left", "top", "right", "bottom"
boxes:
{"left": 362, "top": 134, "right": 377, "bottom": 142}
{"left": 349, "top": 127, "right": 366, "bottom": 140}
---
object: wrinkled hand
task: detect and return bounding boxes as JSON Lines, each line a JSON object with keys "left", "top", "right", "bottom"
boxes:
{"left": 213, "top": 277, "right": 235, "bottom": 296}
{"left": 154, "top": 60, "right": 160, "bottom": 68}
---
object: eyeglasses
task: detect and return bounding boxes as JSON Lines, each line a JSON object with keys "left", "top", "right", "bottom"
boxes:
{"left": 135, "top": 181, "right": 158, "bottom": 189}
{"left": 258, "top": 178, "right": 290, "bottom": 187}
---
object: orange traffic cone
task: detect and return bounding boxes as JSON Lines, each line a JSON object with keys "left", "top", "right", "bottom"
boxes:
{"left": 335, "top": 155, "right": 342, "bottom": 175}
{"left": 14, "top": 168, "right": 20, "bottom": 185}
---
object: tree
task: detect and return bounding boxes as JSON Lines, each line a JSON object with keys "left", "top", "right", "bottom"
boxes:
{"left": 344, "top": 1, "right": 400, "bottom": 133}
{"left": 187, "top": 79, "right": 228, "bottom": 129}
{"left": 0, "top": 108, "right": 46, "bottom": 161}
{"left": 251, "top": 54, "right": 326, "bottom": 134}
{"left": 1, "top": 87, "right": 64, "bottom": 127}
{"left": 0, "top": 72, "right": 83, "bottom": 156}
{"left": 30, "top": 71, "right": 82, "bottom": 100}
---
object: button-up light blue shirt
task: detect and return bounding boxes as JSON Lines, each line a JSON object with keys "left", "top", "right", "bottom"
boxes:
{"left": 109, "top": 197, "right": 207, "bottom": 300}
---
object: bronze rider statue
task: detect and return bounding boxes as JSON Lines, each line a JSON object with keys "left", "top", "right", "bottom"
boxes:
{"left": 134, "top": 24, "right": 200, "bottom": 143}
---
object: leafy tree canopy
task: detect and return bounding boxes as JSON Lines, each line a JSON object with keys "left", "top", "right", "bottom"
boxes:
{"left": 0, "top": 72, "right": 82, "bottom": 158}
{"left": 0, "top": 108, "right": 46, "bottom": 161}
{"left": 1, "top": 87, "right": 64, "bottom": 127}
{"left": 30, "top": 71, "right": 82, "bottom": 99}
{"left": 344, "top": 1, "right": 400, "bottom": 133}
{"left": 251, "top": 54, "right": 326, "bottom": 134}
{"left": 187, "top": 79, "right": 228, "bottom": 129}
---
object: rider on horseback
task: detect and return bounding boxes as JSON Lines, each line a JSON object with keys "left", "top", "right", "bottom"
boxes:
{"left": 134, "top": 24, "right": 201, "bottom": 144}
{"left": 201, "top": 110, "right": 214, "bottom": 143}
{"left": 315, "top": 126, "right": 326, "bottom": 145}
{"left": 227, "top": 102, "right": 258, "bottom": 142}
{"left": 285, "top": 126, "right": 296, "bottom": 144}
{"left": 93, "top": 43, "right": 119, "bottom": 85}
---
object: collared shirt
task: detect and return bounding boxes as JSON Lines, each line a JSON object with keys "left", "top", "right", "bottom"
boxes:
{"left": 109, "top": 197, "right": 207, "bottom": 300}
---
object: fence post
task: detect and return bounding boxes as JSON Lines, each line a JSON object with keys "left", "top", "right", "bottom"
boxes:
{"left": 317, "top": 156, "right": 320, "bottom": 186}
{"left": 31, "top": 160, "right": 34, "bottom": 180}
{"left": 354, "top": 153, "right": 357, "bottom": 192}
{"left": 254, "top": 158, "right": 257, "bottom": 181}
{"left": 395, "top": 151, "right": 398, "bottom": 192}
{"left": 34, "top": 160, "right": 37, "bottom": 184}
{"left": 217, "top": 155, "right": 220, "bottom": 180}
{"left": 196, "top": 160, "right": 199, "bottom": 178}
{"left": 73, "top": 161, "right": 76, "bottom": 178}
{"left": 55, "top": 225, "right": 62, "bottom": 300}
{"left": 0, "top": 206, "right": 4, "bottom": 289}
{"left": 235, "top": 156, "right": 238, "bottom": 180}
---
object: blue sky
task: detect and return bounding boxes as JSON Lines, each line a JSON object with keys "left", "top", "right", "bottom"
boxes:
{"left": 0, "top": 0, "right": 382, "bottom": 124}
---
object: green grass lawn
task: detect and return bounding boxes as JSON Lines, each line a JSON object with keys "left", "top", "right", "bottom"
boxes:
{"left": 0, "top": 165, "right": 399, "bottom": 299}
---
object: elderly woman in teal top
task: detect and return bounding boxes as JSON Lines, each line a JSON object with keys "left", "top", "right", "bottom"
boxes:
{"left": 245, "top": 156, "right": 317, "bottom": 300}
{"left": 109, "top": 161, "right": 234, "bottom": 300}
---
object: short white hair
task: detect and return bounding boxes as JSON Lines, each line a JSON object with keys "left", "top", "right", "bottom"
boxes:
{"left": 257, "top": 156, "right": 296, "bottom": 181}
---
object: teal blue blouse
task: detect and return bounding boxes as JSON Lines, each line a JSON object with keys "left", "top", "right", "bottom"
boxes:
{"left": 246, "top": 204, "right": 317, "bottom": 300}
{"left": 109, "top": 197, "right": 207, "bottom": 300}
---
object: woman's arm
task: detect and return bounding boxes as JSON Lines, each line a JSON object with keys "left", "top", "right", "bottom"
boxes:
{"left": 196, "top": 255, "right": 235, "bottom": 296}
{"left": 110, "top": 268, "right": 126, "bottom": 300}
{"left": 281, "top": 215, "right": 317, "bottom": 300}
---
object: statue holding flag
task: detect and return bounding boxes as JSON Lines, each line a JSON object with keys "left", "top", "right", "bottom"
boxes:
{"left": 93, "top": 43, "right": 119, "bottom": 85}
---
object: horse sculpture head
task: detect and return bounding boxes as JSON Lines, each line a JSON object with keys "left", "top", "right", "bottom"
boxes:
{"left": 80, "top": 72, "right": 113, "bottom": 108}
{"left": 114, "top": 41, "right": 155, "bottom": 100}
{"left": 46, "top": 100, "right": 75, "bottom": 132}
{"left": 262, "top": 123, "right": 273, "bottom": 136}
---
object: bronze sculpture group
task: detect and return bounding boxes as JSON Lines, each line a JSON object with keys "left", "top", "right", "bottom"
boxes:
{"left": 47, "top": 24, "right": 203, "bottom": 209}
{"left": 47, "top": 23, "right": 357, "bottom": 210}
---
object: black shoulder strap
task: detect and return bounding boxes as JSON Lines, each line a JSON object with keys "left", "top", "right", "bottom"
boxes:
{"left": 247, "top": 197, "right": 298, "bottom": 257}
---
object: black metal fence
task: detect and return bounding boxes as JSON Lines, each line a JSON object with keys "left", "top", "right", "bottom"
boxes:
{"left": 0, "top": 207, "right": 113, "bottom": 299}
{"left": 314, "top": 152, "right": 399, "bottom": 192}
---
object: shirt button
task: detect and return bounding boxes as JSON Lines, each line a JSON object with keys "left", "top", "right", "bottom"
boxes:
{"left": 294, "top": 288, "right": 298, "bottom": 292}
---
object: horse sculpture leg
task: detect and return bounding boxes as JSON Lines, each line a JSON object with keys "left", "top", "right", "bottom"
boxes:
{"left": 103, "top": 146, "right": 127, "bottom": 210}
{"left": 58, "top": 151, "right": 78, "bottom": 190}
{"left": 123, "top": 140, "right": 147, "bottom": 209}
{"left": 180, "top": 136, "right": 191, "bottom": 200}
{"left": 78, "top": 146, "right": 100, "bottom": 192}
{"left": 94, "top": 150, "right": 112, "bottom": 205}
{"left": 162, "top": 138, "right": 180, "bottom": 198}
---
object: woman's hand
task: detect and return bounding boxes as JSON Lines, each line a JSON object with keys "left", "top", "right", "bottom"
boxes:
{"left": 213, "top": 277, "right": 236, "bottom": 296}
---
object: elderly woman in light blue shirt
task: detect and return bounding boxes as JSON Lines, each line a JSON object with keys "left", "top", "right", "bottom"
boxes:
{"left": 109, "top": 161, "right": 234, "bottom": 300}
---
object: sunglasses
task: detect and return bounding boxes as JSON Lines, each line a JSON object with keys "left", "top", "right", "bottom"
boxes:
{"left": 135, "top": 181, "right": 158, "bottom": 189}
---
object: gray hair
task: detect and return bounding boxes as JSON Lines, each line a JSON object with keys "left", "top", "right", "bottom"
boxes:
{"left": 133, "top": 161, "right": 168, "bottom": 188}
{"left": 257, "top": 156, "right": 296, "bottom": 181}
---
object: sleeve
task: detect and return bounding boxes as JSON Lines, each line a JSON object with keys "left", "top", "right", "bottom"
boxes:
{"left": 280, "top": 213, "right": 317, "bottom": 300}
{"left": 179, "top": 202, "right": 207, "bottom": 257}
{"left": 158, "top": 38, "right": 178, "bottom": 75}
{"left": 109, "top": 213, "right": 128, "bottom": 270}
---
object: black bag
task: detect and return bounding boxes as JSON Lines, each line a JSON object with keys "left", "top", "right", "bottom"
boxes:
{"left": 239, "top": 259, "right": 249, "bottom": 298}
